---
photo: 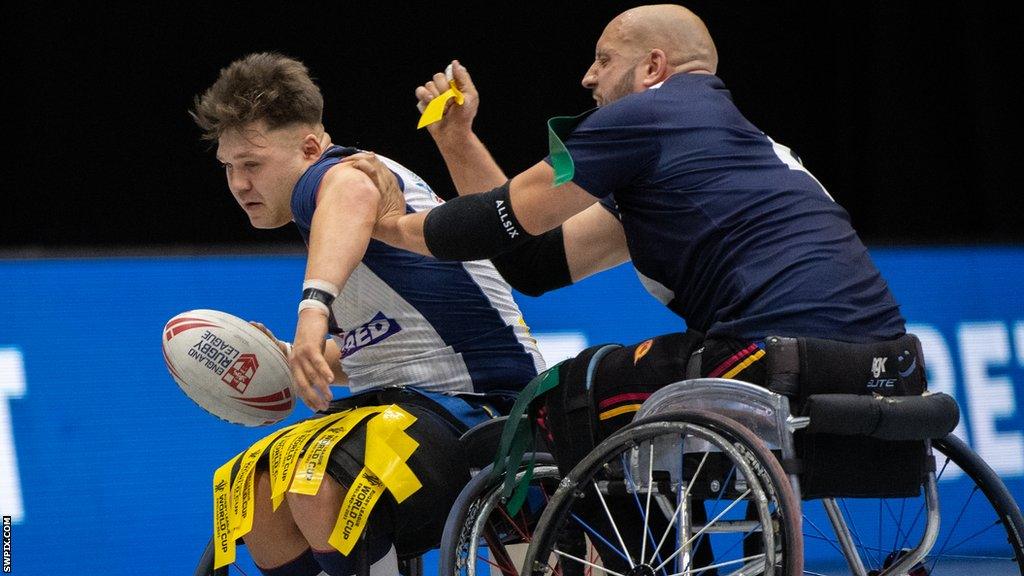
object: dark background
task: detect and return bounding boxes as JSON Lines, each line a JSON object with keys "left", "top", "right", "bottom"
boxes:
{"left": 5, "top": 2, "right": 1020, "bottom": 252}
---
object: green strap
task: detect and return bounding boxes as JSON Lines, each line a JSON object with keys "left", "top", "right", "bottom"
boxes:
{"left": 547, "top": 109, "right": 597, "bottom": 186}
{"left": 490, "top": 361, "right": 565, "bottom": 514}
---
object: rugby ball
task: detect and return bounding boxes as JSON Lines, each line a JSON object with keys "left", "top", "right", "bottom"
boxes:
{"left": 162, "top": 309, "right": 294, "bottom": 426}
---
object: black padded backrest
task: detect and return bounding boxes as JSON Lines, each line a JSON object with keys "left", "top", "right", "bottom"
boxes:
{"left": 765, "top": 333, "right": 926, "bottom": 402}
{"left": 762, "top": 333, "right": 933, "bottom": 500}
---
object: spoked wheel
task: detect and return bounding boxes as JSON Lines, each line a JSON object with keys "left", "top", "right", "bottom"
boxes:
{"left": 521, "top": 409, "right": 803, "bottom": 576}
{"left": 801, "top": 434, "right": 1024, "bottom": 575}
{"left": 439, "top": 454, "right": 563, "bottom": 576}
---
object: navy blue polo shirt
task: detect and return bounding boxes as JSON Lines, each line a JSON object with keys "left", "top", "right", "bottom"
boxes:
{"left": 551, "top": 73, "right": 904, "bottom": 342}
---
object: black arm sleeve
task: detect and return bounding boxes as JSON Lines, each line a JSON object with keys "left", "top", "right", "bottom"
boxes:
{"left": 490, "top": 226, "right": 573, "bottom": 297}
{"left": 424, "top": 181, "right": 537, "bottom": 261}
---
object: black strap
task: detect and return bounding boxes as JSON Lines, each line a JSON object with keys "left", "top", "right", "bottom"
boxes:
{"left": 685, "top": 347, "right": 703, "bottom": 379}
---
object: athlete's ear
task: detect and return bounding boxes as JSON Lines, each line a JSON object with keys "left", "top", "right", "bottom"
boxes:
{"left": 641, "top": 49, "right": 669, "bottom": 87}
{"left": 301, "top": 131, "right": 322, "bottom": 160}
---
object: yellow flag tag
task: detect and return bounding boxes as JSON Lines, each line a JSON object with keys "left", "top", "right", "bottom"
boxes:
{"left": 330, "top": 467, "right": 388, "bottom": 555}
{"left": 288, "top": 406, "right": 385, "bottom": 496}
{"left": 212, "top": 454, "right": 242, "bottom": 569}
{"left": 417, "top": 64, "right": 464, "bottom": 129}
{"left": 231, "top": 429, "right": 289, "bottom": 540}
{"left": 268, "top": 411, "right": 352, "bottom": 510}
{"left": 364, "top": 406, "right": 422, "bottom": 502}
{"left": 328, "top": 404, "right": 423, "bottom": 554}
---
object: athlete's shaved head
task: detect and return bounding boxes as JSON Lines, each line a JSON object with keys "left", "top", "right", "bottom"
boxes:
{"left": 582, "top": 4, "right": 718, "bottom": 106}
{"left": 611, "top": 4, "right": 718, "bottom": 73}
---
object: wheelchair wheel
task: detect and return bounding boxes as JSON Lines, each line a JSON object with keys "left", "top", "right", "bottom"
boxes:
{"left": 192, "top": 537, "right": 228, "bottom": 576}
{"left": 439, "top": 454, "right": 562, "bottom": 576}
{"left": 802, "top": 433, "right": 1024, "bottom": 575}
{"left": 521, "top": 409, "right": 803, "bottom": 576}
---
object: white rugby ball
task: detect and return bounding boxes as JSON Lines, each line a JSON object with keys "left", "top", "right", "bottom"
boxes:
{"left": 162, "top": 309, "right": 294, "bottom": 426}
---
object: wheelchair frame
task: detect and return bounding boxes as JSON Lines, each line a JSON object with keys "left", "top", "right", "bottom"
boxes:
{"left": 447, "top": 377, "right": 1022, "bottom": 576}
{"left": 632, "top": 378, "right": 941, "bottom": 576}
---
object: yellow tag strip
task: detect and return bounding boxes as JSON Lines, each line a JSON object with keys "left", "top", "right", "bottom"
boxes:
{"left": 328, "top": 405, "right": 423, "bottom": 554}
{"left": 330, "top": 467, "right": 388, "bottom": 555}
{"left": 416, "top": 81, "right": 464, "bottom": 129}
{"left": 213, "top": 453, "right": 242, "bottom": 569}
{"left": 268, "top": 410, "right": 352, "bottom": 509}
{"left": 213, "top": 411, "right": 355, "bottom": 568}
{"left": 364, "top": 406, "right": 422, "bottom": 502}
{"left": 212, "top": 403, "right": 425, "bottom": 565}
{"left": 288, "top": 406, "right": 385, "bottom": 496}
{"left": 231, "top": 430, "right": 289, "bottom": 540}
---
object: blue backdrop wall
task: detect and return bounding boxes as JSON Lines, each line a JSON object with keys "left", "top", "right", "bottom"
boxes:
{"left": 0, "top": 248, "right": 1021, "bottom": 573}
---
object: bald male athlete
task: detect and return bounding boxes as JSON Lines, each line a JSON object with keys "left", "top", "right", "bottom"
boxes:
{"left": 342, "top": 6, "right": 907, "bottom": 574}
{"left": 344, "top": 3, "right": 905, "bottom": 408}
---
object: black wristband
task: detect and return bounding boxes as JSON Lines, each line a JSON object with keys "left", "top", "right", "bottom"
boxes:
{"left": 424, "top": 181, "right": 536, "bottom": 261}
{"left": 301, "top": 287, "right": 336, "bottom": 308}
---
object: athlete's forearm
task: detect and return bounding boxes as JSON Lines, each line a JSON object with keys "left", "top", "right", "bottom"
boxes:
{"left": 433, "top": 131, "right": 507, "bottom": 195}
{"left": 292, "top": 170, "right": 379, "bottom": 411}
{"left": 306, "top": 209, "right": 374, "bottom": 290}
{"left": 375, "top": 211, "right": 431, "bottom": 256}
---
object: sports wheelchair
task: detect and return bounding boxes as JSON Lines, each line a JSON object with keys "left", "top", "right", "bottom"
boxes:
{"left": 440, "top": 333, "right": 1024, "bottom": 576}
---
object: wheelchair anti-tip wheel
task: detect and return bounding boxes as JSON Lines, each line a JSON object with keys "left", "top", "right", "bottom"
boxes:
{"left": 521, "top": 409, "right": 803, "bottom": 576}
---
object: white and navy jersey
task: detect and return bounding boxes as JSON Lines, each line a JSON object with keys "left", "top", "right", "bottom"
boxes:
{"left": 291, "top": 146, "right": 545, "bottom": 395}
{"left": 549, "top": 74, "right": 905, "bottom": 343}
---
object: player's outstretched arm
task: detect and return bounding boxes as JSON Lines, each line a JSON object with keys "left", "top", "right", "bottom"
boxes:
{"left": 349, "top": 155, "right": 598, "bottom": 262}
{"left": 416, "top": 60, "right": 507, "bottom": 195}
{"left": 291, "top": 165, "right": 378, "bottom": 411}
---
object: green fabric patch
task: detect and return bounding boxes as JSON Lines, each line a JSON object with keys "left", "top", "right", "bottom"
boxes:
{"left": 547, "top": 108, "right": 597, "bottom": 186}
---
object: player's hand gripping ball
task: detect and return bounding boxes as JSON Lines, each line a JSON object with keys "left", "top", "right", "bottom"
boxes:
{"left": 162, "top": 309, "right": 294, "bottom": 426}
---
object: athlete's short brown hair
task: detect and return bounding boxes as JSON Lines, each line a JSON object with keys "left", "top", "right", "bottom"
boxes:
{"left": 191, "top": 52, "right": 323, "bottom": 140}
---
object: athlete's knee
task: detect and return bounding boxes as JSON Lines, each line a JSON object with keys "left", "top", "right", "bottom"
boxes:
{"left": 286, "top": 476, "right": 346, "bottom": 549}
{"left": 246, "top": 469, "right": 314, "bottom": 572}
{"left": 287, "top": 476, "right": 399, "bottom": 576}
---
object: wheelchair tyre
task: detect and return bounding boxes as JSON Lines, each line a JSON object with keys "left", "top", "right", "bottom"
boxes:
{"left": 521, "top": 409, "right": 803, "bottom": 576}
{"left": 802, "top": 433, "right": 1024, "bottom": 575}
{"left": 439, "top": 454, "right": 561, "bottom": 576}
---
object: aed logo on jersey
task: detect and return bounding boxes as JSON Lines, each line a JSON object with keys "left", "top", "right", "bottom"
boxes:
{"left": 342, "top": 312, "right": 402, "bottom": 356}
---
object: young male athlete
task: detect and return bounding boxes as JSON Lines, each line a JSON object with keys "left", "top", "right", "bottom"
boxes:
{"left": 191, "top": 52, "right": 543, "bottom": 576}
